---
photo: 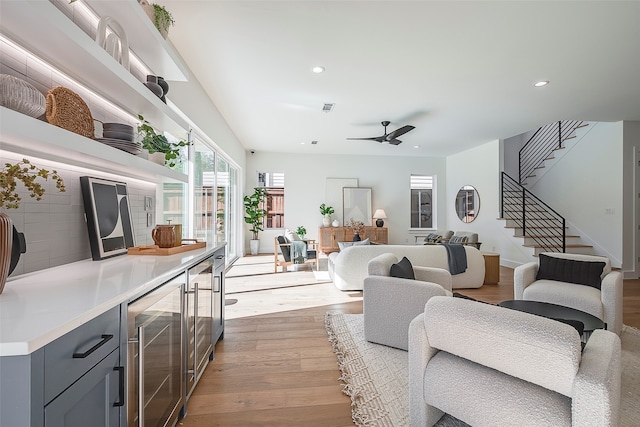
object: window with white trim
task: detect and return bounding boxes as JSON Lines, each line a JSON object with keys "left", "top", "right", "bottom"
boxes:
{"left": 258, "top": 172, "right": 285, "bottom": 229}
{"left": 410, "top": 175, "right": 434, "bottom": 228}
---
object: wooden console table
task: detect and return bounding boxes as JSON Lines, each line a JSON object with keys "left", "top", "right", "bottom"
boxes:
{"left": 318, "top": 226, "right": 388, "bottom": 254}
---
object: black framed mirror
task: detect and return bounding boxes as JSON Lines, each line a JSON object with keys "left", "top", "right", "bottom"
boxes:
{"left": 455, "top": 185, "right": 480, "bottom": 223}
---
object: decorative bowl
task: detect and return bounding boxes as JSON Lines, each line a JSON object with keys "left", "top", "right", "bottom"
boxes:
{"left": 0, "top": 74, "right": 46, "bottom": 118}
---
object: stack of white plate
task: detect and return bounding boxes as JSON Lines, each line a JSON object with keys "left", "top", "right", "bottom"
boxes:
{"left": 96, "top": 123, "right": 142, "bottom": 154}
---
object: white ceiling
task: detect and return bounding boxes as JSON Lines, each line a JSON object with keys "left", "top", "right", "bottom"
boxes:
{"left": 163, "top": 1, "right": 640, "bottom": 158}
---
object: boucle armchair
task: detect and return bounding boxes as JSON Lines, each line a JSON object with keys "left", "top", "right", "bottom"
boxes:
{"left": 409, "top": 296, "right": 622, "bottom": 427}
{"left": 514, "top": 252, "right": 623, "bottom": 335}
{"left": 363, "top": 253, "right": 452, "bottom": 350}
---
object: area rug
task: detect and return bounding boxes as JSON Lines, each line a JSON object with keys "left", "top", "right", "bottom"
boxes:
{"left": 324, "top": 312, "right": 640, "bottom": 427}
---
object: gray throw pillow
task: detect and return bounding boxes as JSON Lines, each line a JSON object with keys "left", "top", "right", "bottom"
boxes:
{"left": 390, "top": 256, "right": 415, "bottom": 280}
{"left": 449, "top": 235, "right": 468, "bottom": 244}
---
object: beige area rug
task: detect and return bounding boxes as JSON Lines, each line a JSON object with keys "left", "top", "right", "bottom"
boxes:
{"left": 325, "top": 312, "right": 640, "bottom": 427}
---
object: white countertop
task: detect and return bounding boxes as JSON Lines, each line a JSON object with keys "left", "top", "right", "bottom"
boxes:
{"left": 0, "top": 243, "right": 225, "bottom": 357}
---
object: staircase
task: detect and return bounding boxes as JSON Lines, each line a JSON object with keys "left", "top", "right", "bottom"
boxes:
{"left": 519, "top": 120, "right": 589, "bottom": 186}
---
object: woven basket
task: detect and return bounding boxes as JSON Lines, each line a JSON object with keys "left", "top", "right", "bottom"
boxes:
{"left": 46, "top": 86, "right": 94, "bottom": 138}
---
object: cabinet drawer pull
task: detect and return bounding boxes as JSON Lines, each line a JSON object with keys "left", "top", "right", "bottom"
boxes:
{"left": 72, "top": 334, "right": 113, "bottom": 358}
{"left": 215, "top": 255, "right": 224, "bottom": 259}
{"left": 113, "top": 366, "right": 125, "bottom": 407}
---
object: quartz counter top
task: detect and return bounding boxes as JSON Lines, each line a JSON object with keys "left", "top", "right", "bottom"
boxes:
{"left": 0, "top": 243, "right": 225, "bottom": 356}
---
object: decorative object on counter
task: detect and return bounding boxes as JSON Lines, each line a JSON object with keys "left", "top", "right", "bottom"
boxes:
{"left": 244, "top": 187, "right": 267, "bottom": 255}
{"left": 144, "top": 75, "right": 163, "bottom": 98}
{"left": 296, "top": 226, "right": 307, "bottom": 240}
{"left": 320, "top": 203, "right": 334, "bottom": 227}
{"left": 0, "top": 158, "right": 66, "bottom": 293}
{"left": 95, "top": 16, "right": 129, "bottom": 71}
{"left": 140, "top": 0, "right": 175, "bottom": 39}
{"left": 157, "top": 76, "right": 169, "bottom": 103}
{"left": 80, "top": 176, "right": 135, "bottom": 261}
{"left": 0, "top": 74, "right": 46, "bottom": 118}
{"left": 151, "top": 224, "right": 175, "bottom": 248}
{"left": 137, "top": 114, "right": 189, "bottom": 167}
{"left": 347, "top": 218, "right": 365, "bottom": 241}
{"left": 45, "top": 86, "right": 95, "bottom": 138}
{"left": 373, "top": 209, "right": 387, "bottom": 227}
{"left": 332, "top": 219, "right": 340, "bottom": 227}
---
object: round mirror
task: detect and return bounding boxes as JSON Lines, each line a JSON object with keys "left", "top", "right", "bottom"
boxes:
{"left": 455, "top": 185, "right": 480, "bottom": 223}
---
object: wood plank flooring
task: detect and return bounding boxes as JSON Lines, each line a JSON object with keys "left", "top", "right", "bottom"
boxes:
{"left": 177, "top": 260, "right": 640, "bottom": 427}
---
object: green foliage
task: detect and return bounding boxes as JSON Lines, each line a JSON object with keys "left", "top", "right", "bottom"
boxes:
{"left": 137, "top": 114, "right": 189, "bottom": 168}
{"left": 0, "top": 159, "right": 66, "bottom": 210}
{"left": 243, "top": 187, "right": 267, "bottom": 240}
{"left": 152, "top": 3, "right": 175, "bottom": 33}
{"left": 296, "top": 226, "right": 307, "bottom": 238}
{"left": 319, "top": 203, "right": 334, "bottom": 216}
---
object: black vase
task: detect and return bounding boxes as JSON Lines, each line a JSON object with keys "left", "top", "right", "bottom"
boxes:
{"left": 352, "top": 233, "right": 361, "bottom": 242}
{"left": 9, "top": 225, "right": 26, "bottom": 275}
{"left": 157, "top": 76, "right": 169, "bottom": 104}
{"left": 144, "top": 75, "right": 163, "bottom": 98}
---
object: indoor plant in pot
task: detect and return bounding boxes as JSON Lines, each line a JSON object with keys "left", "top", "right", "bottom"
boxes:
{"left": 295, "top": 226, "right": 307, "bottom": 240}
{"left": 243, "top": 187, "right": 267, "bottom": 255}
{"left": 0, "top": 158, "right": 66, "bottom": 293}
{"left": 319, "top": 203, "right": 334, "bottom": 227}
{"left": 139, "top": 0, "right": 175, "bottom": 39}
{"left": 137, "top": 114, "right": 189, "bottom": 168}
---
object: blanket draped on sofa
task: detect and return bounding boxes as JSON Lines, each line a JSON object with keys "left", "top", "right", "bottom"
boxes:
{"left": 440, "top": 243, "right": 467, "bottom": 275}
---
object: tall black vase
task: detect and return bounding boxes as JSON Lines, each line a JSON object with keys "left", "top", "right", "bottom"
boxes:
{"left": 352, "top": 233, "right": 361, "bottom": 242}
{"left": 157, "top": 76, "right": 169, "bottom": 104}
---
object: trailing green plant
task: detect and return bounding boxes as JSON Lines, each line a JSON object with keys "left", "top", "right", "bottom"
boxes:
{"left": 243, "top": 187, "right": 267, "bottom": 240}
{"left": 137, "top": 114, "right": 189, "bottom": 167}
{"left": 0, "top": 158, "right": 66, "bottom": 210}
{"left": 151, "top": 3, "right": 175, "bottom": 34}
{"left": 296, "top": 226, "right": 307, "bottom": 238}
{"left": 319, "top": 203, "right": 334, "bottom": 216}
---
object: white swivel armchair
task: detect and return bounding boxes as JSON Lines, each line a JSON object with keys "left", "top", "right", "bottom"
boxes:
{"left": 363, "top": 253, "right": 452, "bottom": 350}
{"left": 409, "top": 296, "right": 622, "bottom": 426}
{"left": 514, "top": 252, "right": 623, "bottom": 335}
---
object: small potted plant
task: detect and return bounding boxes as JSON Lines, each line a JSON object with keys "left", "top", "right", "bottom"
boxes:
{"left": 137, "top": 115, "right": 189, "bottom": 168}
{"left": 139, "top": 1, "right": 175, "bottom": 39}
{"left": 243, "top": 187, "right": 267, "bottom": 255}
{"left": 296, "top": 226, "right": 307, "bottom": 240}
{"left": 347, "top": 218, "right": 365, "bottom": 242}
{"left": 319, "top": 203, "right": 334, "bottom": 227}
{"left": 0, "top": 158, "right": 66, "bottom": 293}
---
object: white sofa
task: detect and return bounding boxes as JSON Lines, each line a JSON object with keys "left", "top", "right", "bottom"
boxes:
{"left": 409, "top": 296, "right": 622, "bottom": 426}
{"left": 328, "top": 244, "right": 485, "bottom": 290}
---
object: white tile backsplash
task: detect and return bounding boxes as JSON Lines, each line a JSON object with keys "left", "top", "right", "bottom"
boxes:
{"left": 1, "top": 151, "right": 155, "bottom": 277}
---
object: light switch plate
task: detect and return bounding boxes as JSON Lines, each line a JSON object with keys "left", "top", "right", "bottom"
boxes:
{"left": 147, "top": 212, "right": 153, "bottom": 227}
{"left": 144, "top": 196, "right": 153, "bottom": 211}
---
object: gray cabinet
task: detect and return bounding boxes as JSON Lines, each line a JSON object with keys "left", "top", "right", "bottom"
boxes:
{"left": 0, "top": 305, "right": 124, "bottom": 427}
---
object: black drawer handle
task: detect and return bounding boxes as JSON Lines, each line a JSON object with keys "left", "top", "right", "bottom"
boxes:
{"left": 72, "top": 334, "right": 113, "bottom": 358}
{"left": 113, "top": 366, "right": 125, "bottom": 407}
{"left": 215, "top": 255, "right": 224, "bottom": 259}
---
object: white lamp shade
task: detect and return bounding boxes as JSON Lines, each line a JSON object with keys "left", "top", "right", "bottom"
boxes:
{"left": 373, "top": 209, "right": 387, "bottom": 219}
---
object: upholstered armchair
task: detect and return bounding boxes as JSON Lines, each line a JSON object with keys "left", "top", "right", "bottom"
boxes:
{"left": 363, "top": 253, "right": 452, "bottom": 350}
{"left": 409, "top": 296, "right": 622, "bottom": 426}
{"left": 514, "top": 252, "right": 623, "bottom": 335}
{"left": 273, "top": 234, "right": 317, "bottom": 273}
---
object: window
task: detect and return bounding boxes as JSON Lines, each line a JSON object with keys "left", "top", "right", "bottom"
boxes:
{"left": 410, "top": 175, "right": 434, "bottom": 228}
{"left": 258, "top": 172, "right": 285, "bottom": 229}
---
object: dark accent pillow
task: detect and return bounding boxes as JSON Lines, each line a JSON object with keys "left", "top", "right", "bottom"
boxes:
{"left": 390, "top": 256, "right": 415, "bottom": 280}
{"left": 536, "top": 254, "right": 605, "bottom": 289}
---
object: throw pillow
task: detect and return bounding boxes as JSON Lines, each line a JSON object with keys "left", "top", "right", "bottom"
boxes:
{"left": 449, "top": 235, "right": 468, "bottom": 244}
{"left": 390, "top": 256, "right": 415, "bottom": 280}
{"left": 424, "top": 233, "right": 442, "bottom": 243}
{"left": 337, "top": 238, "right": 370, "bottom": 251}
{"left": 284, "top": 229, "right": 301, "bottom": 242}
{"left": 536, "top": 254, "right": 605, "bottom": 289}
{"left": 337, "top": 241, "right": 353, "bottom": 250}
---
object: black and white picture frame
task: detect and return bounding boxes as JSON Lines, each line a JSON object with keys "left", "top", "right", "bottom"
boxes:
{"left": 80, "top": 176, "right": 135, "bottom": 260}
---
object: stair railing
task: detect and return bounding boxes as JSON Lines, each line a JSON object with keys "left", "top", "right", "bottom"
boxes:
{"left": 519, "top": 120, "right": 585, "bottom": 184}
{"left": 501, "top": 172, "right": 566, "bottom": 253}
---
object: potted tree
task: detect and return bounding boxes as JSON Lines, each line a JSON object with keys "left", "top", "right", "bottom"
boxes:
{"left": 243, "top": 187, "right": 267, "bottom": 255}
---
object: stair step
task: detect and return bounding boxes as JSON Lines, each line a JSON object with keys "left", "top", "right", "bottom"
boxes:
{"left": 514, "top": 234, "right": 579, "bottom": 238}
{"left": 522, "top": 243, "right": 592, "bottom": 249}
{"left": 504, "top": 225, "right": 567, "bottom": 229}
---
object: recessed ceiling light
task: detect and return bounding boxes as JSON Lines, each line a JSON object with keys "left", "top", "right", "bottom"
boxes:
{"left": 413, "top": 145, "right": 420, "bottom": 149}
{"left": 312, "top": 66, "right": 325, "bottom": 73}
{"left": 534, "top": 81, "right": 549, "bottom": 87}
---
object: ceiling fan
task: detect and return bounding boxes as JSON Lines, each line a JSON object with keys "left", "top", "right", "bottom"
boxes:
{"left": 347, "top": 121, "right": 416, "bottom": 146}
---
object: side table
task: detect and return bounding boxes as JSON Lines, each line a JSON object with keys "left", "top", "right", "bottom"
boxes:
{"left": 481, "top": 252, "right": 500, "bottom": 285}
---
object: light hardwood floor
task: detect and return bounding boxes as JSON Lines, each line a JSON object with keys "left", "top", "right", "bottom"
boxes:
{"left": 177, "top": 258, "right": 640, "bottom": 427}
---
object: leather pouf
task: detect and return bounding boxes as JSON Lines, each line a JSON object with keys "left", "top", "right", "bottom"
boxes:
{"left": 0, "top": 213, "right": 12, "bottom": 294}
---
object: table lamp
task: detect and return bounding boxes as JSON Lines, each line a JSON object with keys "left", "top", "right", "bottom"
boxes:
{"left": 373, "top": 209, "right": 387, "bottom": 227}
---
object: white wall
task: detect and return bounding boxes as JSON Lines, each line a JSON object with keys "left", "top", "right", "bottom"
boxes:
{"left": 529, "top": 122, "right": 623, "bottom": 266}
{"left": 622, "top": 121, "right": 640, "bottom": 277}
{"left": 244, "top": 151, "right": 446, "bottom": 254}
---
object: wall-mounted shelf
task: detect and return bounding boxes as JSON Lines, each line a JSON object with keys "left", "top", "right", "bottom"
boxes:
{"left": 0, "top": 107, "right": 188, "bottom": 183}
{"left": 0, "top": 0, "right": 190, "bottom": 137}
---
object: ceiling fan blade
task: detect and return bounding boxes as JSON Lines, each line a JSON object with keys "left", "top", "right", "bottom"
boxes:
{"left": 386, "top": 125, "right": 415, "bottom": 140}
{"left": 388, "top": 139, "right": 403, "bottom": 145}
{"left": 347, "top": 135, "right": 386, "bottom": 142}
